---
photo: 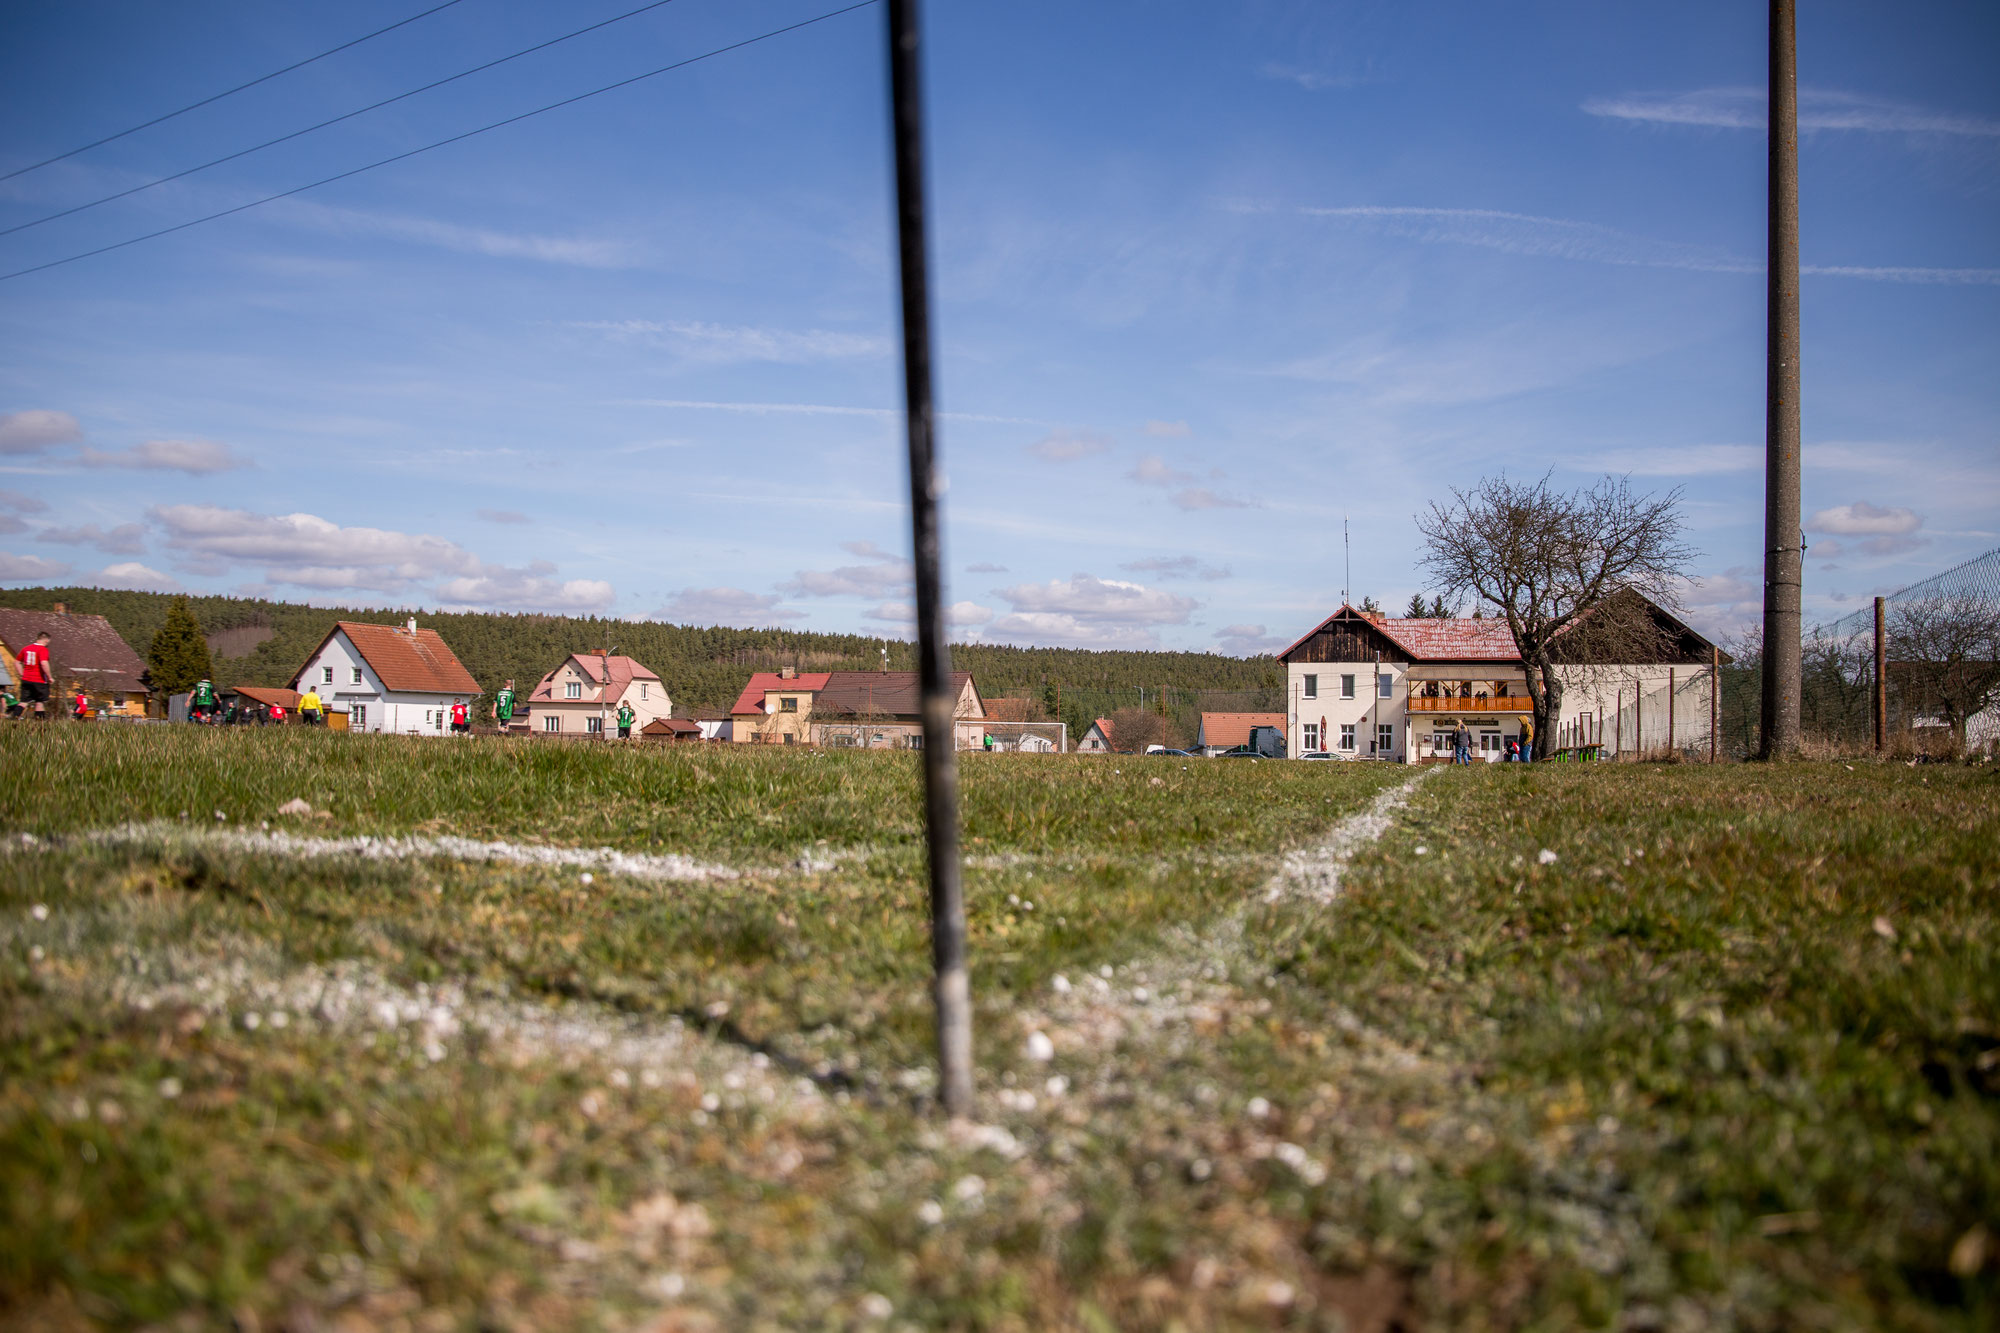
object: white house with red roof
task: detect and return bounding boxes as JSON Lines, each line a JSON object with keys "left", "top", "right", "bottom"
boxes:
{"left": 527, "top": 652, "right": 670, "bottom": 738}
{"left": 287, "top": 618, "right": 482, "bottom": 737}
{"left": 1076, "top": 718, "right": 1115, "bottom": 753}
{"left": 1277, "top": 595, "right": 1724, "bottom": 762}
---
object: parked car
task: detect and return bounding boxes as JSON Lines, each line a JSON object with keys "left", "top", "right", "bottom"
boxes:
{"left": 1297, "top": 750, "right": 1352, "bottom": 761}
{"left": 1147, "top": 747, "right": 1197, "bottom": 757}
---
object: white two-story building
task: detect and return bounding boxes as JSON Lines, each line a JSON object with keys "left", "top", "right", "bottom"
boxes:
{"left": 287, "top": 618, "right": 483, "bottom": 736}
{"left": 1277, "top": 593, "right": 1726, "bottom": 762}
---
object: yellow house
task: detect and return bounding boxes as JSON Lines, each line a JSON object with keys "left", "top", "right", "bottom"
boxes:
{"left": 0, "top": 604, "right": 151, "bottom": 716}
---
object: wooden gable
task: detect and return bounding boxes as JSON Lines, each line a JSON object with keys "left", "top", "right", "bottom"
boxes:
{"left": 1281, "top": 613, "right": 1403, "bottom": 665}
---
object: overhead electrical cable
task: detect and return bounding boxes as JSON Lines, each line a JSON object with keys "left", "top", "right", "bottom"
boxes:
{"left": 0, "top": 0, "right": 880, "bottom": 284}
{"left": 2, "top": 0, "right": 692, "bottom": 239}
{"left": 0, "top": 0, "right": 469, "bottom": 184}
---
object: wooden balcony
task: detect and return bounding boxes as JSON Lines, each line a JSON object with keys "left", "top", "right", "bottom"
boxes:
{"left": 1406, "top": 694, "right": 1530, "bottom": 714}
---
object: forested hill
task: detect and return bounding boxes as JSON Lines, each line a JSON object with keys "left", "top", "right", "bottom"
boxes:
{"left": 1, "top": 588, "right": 1282, "bottom": 727}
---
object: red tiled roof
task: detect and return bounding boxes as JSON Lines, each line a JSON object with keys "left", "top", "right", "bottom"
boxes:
{"left": 297, "top": 621, "right": 480, "bottom": 696}
{"left": 640, "top": 717, "right": 702, "bottom": 736}
{"left": 729, "top": 671, "right": 833, "bottom": 715}
{"left": 230, "top": 685, "right": 300, "bottom": 708}
{"left": 1199, "top": 712, "right": 1287, "bottom": 749}
{"left": 1376, "top": 616, "right": 1520, "bottom": 661}
{"left": 0, "top": 608, "right": 149, "bottom": 693}
{"left": 815, "top": 671, "right": 975, "bottom": 718}
{"left": 1277, "top": 604, "right": 1521, "bottom": 663}
{"left": 528, "top": 653, "right": 662, "bottom": 704}
{"left": 1091, "top": 717, "right": 1113, "bottom": 741}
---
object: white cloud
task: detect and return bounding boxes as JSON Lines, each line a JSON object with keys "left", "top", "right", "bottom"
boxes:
{"left": 0, "top": 516, "right": 25, "bottom": 536}
{"left": 38, "top": 522, "right": 146, "bottom": 556}
{"left": 1130, "top": 455, "right": 1196, "bottom": 486}
{"left": 1582, "top": 86, "right": 2000, "bottom": 137}
{"left": 1294, "top": 205, "right": 2000, "bottom": 285}
{"left": 1674, "top": 568, "right": 1764, "bottom": 642}
{"left": 965, "top": 561, "right": 1008, "bottom": 573}
{"left": 1258, "top": 63, "right": 1363, "bottom": 92}
{"left": 654, "top": 587, "right": 802, "bottom": 627}
{"left": 1121, "top": 555, "right": 1232, "bottom": 581}
{"left": 80, "top": 439, "right": 249, "bottom": 473}
{"left": 286, "top": 202, "right": 640, "bottom": 268}
{"left": 0, "top": 410, "right": 82, "bottom": 455}
{"left": 476, "top": 508, "right": 531, "bottom": 525}
{"left": 864, "top": 600, "right": 993, "bottom": 627}
{"left": 1214, "top": 623, "right": 1288, "bottom": 655}
{"left": 1027, "top": 429, "right": 1113, "bottom": 462}
{"left": 435, "top": 564, "right": 614, "bottom": 614}
{"left": 571, "top": 319, "right": 889, "bottom": 364}
{"left": 0, "top": 488, "right": 50, "bottom": 513}
{"left": 994, "top": 573, "right": 1198, "bottom": 628}
{"left": 781, "top": 541, "right": 914, "bottom": 599}
{"left": 0, "top": 551, "right": 74, "bottom": 580}
{"left": 1808, "top": 501, "right": 1921, "bottom": 537}
{"left": 1143, "top": 420, "right": 1192, "bottom": 437}
{"left": 985, "top": 613, "right": 1165, "bottom": 650}
{"left": 1171, "top": 487, "right": 1253, "bottom": 511}
{"left": 91, "top": 562, "right": 180, "bottom": 592}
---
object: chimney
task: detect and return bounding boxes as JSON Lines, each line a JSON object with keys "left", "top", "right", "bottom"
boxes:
{"left": 52, "top": 602, "right": 67, "bottom": 615}
{"left": 780, "top": 665, "right": 797, "bottom": 680}
{"left": 405, "top": 617, "right": 417, "bottom": 634}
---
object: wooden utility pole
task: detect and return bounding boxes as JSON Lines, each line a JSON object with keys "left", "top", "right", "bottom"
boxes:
{"left": 886, "top": 0, "right": 972, "bottom": 1119}
{"left": 1760, "top": 0, "right": 1804, "bottom": 759}
{"left": 1873, "top": 595, "right": 1887, "bottom": 752}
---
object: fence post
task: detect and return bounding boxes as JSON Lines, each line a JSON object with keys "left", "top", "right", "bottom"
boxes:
{"left": 1873, "top": 595, "right": 1886, "bottom": 753}
{"left": 1669, "top": 666, "right": 1676, "bottom": 756}
{"left": 1634, "top": 679, "right": 1642, "bottom": 757}
{"left": 1710, "top": 647, "right": 1719, "bottom": 763}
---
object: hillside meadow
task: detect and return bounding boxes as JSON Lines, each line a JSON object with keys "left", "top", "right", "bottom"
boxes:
{"left": 1, "top": 725, "right": 1995, "bottom": 1330}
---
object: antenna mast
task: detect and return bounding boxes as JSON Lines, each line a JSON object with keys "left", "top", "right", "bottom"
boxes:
{"left": 1343, "top": 513, "right": 1351, "bottom": 606}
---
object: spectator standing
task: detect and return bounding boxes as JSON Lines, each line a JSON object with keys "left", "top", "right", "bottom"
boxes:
{"left": 1519, "top": 716, "right": 1535, "bottom": 763}
{"left": 1453, "top": 723, "right": 1472, "bottom": 765}
{"left": 450, "top": 698, "right": 470, "bottom": 735}
{"left": 267, "top": 701, "right": 287, "bottom": 725}
{"left": 16, "top": 631, "right": 52, "bottom": 719}
{"left": 616, "top": 699, "right": 635, "bottom": 739}
{"left": 492, "top": 679, "right": 517, "bottom": 731}
{"left": 299, "top": 685, "right": 324, "bottom": 726}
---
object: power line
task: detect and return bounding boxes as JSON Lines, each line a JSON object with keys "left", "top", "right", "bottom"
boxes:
{"left": 3, "top": 0, "right": 689, "bottom": 239}
{"left": 0, "top": 0, "right": 469, "bottom": 184}
{"left": 0, "top": 1, "right": 879, "bottom": 284}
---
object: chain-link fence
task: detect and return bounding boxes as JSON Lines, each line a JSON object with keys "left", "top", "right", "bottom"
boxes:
{"left": 1728, "top": 547, "right": 2000, "bottom": 757}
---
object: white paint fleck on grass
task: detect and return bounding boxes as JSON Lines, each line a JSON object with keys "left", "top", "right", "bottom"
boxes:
{"left": 1263, "top": 768, "right": 1437, "bottom": 904}
{"left": 51, "top": 822, "right": 742, "bottom": 883}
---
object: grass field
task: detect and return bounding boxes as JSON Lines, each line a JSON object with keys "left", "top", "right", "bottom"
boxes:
{"left": 1, "top": 726, "right": 1995, "bottom": 1331}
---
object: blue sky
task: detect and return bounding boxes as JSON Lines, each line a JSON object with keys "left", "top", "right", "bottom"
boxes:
{"left": 2, "top": 0, "right": 1995, "bottom": 652}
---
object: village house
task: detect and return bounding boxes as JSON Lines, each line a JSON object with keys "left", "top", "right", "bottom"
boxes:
{"left": 526, "top": 652, "right": 670, "bottom": 737}
{"left": 1076, "top": 718, "right": 1115, "bottom": 753}
{"left": 0, "top": 604, "right": 151, "bottom": 716}
{"left": 286, "top": 618, "right": 481, "bottom": 737}
{"left": 1195, "top": 712, "right": 1287, "bottom": 755}
{"left": 1276, "top": 591, "right": 1725, "bottom": 762}
{"left": 729, "top": 667, "right": 986, "bottom": 748}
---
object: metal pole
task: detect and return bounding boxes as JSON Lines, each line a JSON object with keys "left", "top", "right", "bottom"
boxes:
{"left": 1634, "top": 678, "right": 1643, "bottom": 757}
{"left": 1669, "top": 666, "right": 1677, "bottom": 755}
{"left": 1760, "top": 0, "right": 1803, "bottom": 759}
{"left": 1873, "top": 595, "right": 1887, "bottom": 752}
{"left": 1710, "top": 647, "right": 1720, "bottom": 763}
{"left": 886, "top": 0, "right": 972, "bottom": 1120}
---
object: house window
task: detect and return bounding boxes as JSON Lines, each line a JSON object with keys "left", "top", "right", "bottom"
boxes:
{"left": 1339, "top": 723, "right": 1356, "bottom": 751}
{"left": 351, "top": 705, "right": 366, "bottom": 730}
{"left": 566, "top": 681, "right": 582, "bottom": 700}
{"left": 1377, "top": 723, "right": 1394, "bottom": 754}
{"left": 779, "top": 696, "right": 798, "bottom": 712}
{"left": 543, "top": 715, "right": 561, "bottom": 733}
{"left": 1377, "top": 674, "right": 1393, "bottom": 699}
{"left": 1302, "top": 722, "right": 1320, "bottom": 750}
{"left": 1303, "top": 674, "right": 1318, "bottom": 699}
{"left": 321, "top": 666, "right": 333, "bottom": 684}
{"left": 907, "top": 734, "right": 923, "bottom": 750}
{"left": 783, "top": 732, "right": 796, "bottom": 744}
{"left": 351, "top": 667, "right": 363, "bottom": 685}
{"left": 1481, "top": 732, "right": 1502, "bottom": 755}
{"left": 639, "top": 683, "right": 648, "bottom": 700}
{"left": 1340, "top": 674, "right": 1356, "bottom": 699}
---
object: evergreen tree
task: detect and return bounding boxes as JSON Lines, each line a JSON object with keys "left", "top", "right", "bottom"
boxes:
{"left": 1429, "top": 595, "right": 1453, "bottom": 619}
{"left": 1040, "top": 677, "right": 1060, "bottom": 719}
{"left": 1404, "top": 593, "right": 1428, "bottom": 618}
{"left": 147, "top": 596, "right": 212, "bottom": 694}
{"left": 1360, "top": 596, "right": 1382, "bottom": 614}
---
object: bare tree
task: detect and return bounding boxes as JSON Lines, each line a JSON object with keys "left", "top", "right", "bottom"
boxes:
{"left": 1890, "top": 592, "right": 2000, "bottom": 754}
{"left": 1417, "top": 473, "right": 1695, "bottom": 756}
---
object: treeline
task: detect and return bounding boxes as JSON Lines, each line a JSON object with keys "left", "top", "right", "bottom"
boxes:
{"left": 2, "top": 587, "right": 1282, "bottom": 719}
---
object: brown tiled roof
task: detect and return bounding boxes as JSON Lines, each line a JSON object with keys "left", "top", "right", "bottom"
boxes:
{"left": 981, "top": 697, "right": 1040, "bottom": 722}
{"left": 640, "top": 717, "right": 702, "bottom": 736}
{"left": 1199, "top": 712, "right": 1287, "bottom": 749}
{"left": 0, "top": 608, "right": 149, "bottom": 693}
{"left": 230, "top": 685, "right": 300, "bottom": 709}
{"left": 814, "top": 671, "right": 976, "bottom": 718}
{"left": 729, "top": 671, "right": 833, "bottom": 715}
{"left": 528, "top": 653, "right": 661, "bottom": 704}
{"left": 298, "top": 621, "right": 480, "bottom": 695}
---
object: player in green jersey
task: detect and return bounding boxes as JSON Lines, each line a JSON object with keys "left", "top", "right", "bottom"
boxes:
{"left": 616, "top": 699, "right": 636, "bottom": 739}
{"left": 493, "top": 680, "right": 517, "bottom": 730}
